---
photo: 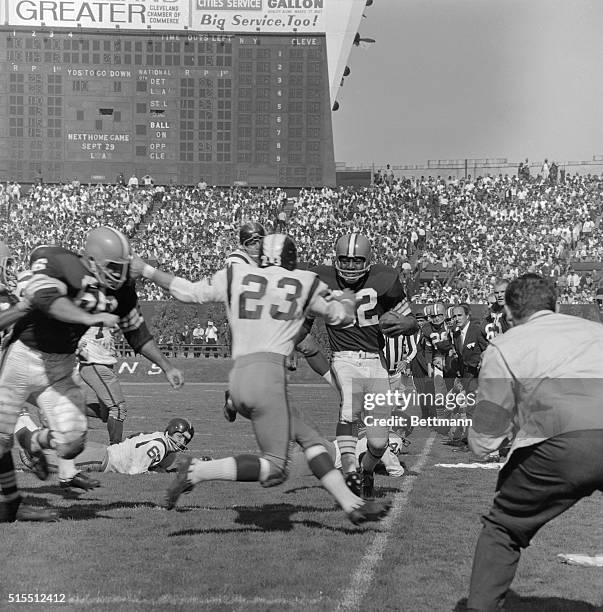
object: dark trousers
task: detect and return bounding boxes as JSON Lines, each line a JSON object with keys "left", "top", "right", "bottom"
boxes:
{"left": 467, "top": 429, "right": 603, "bottom": 611}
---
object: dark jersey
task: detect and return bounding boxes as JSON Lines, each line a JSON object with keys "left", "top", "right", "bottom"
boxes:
{"left": 421, "top": 321, "right": 453, "bottom": 366}
{"left": 11, "top": 246, "right": 151, "bottom": 354}
{"left": 480, "top": 308, "right": 510, "bottom": 342}
{"left": 311, "top": 263, "right": 410, "bottom": 353}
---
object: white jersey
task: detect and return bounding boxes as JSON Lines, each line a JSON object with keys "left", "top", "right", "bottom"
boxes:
{"left": 105, "top": 431, "right": 173, "bottom": 474}
{"left": 225, "top": 249, "right": 255, "bottom": 266}
{"left": 333, "top": 437, "right": 405, "bottom": 477}
{"left": 169, "top": 263, "right": 353, "bottom": 359}
{"left": 77, "top": 325, "right": 118, "bottom": 365}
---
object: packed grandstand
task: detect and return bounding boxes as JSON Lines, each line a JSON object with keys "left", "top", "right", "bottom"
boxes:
{"left": 2, "top": 170, "right": 602, "bottom": 307}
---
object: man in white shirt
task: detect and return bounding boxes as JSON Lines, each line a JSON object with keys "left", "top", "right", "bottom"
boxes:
{"left": 203, "top": 320, "right": 219, "bottom": 358}
{"left": 466, "top": 274, "right": 603, "bottom": 611}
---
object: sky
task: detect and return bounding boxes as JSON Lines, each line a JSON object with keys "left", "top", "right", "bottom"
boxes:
{"left": 332, "top": 0, "right": 603, "bottom": 167}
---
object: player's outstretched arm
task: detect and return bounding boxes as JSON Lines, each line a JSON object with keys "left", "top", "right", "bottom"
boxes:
{"left": 130, "top": 255, "right": 175, "bottom": 291}
{"left": 131, "top": 255, "right": 226, "bottom": 305}
{"left": 307, "top": 287, "right": 356, "bottom": 327}
{"left": 137, "top": 339, "right": 184, "bottom": 389}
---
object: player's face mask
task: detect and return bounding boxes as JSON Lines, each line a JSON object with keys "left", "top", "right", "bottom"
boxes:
{"left": 336, "top": 256, "right": 368, "bottom": 283}
{"left": 243, "top": 235, "right": 262, "bottom": 259}
{"left": 89, "top": 259, "right": 129, "bottom": 291}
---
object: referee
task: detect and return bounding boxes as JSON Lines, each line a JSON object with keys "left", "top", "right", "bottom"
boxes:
{"left": 466, "top": 274, "right": 603, "bottom": 611}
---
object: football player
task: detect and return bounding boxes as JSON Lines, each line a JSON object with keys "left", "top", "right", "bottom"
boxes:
{"left": 225, "top": 221, "right": 266, "bottom": 266}
{"left": 301, "top": 233, "right": 417, "bottom": 499}
{"left": 223, "top": 222, "right": 336, "bottom": 422}
{"left": 130, "top": 233, "right": 392, "bottom": 525}
{"left": 481, "top": 279, "right": 510, "bottom": 341}
{"left": 77, "top": 323, "right": 128, "bottom": 445}
{"left": 18, "top": 414, "right": 197, "bottom": 475}
{"left": 0, "top": 227, "right": 183, "bottom": 523}
{"left": 421, "top": 302, "right": 453, "bottom": 401}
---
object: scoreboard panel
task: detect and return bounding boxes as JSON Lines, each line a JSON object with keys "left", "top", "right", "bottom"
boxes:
{"left": 0, "top": 29, "right": 335, "bottom": 186}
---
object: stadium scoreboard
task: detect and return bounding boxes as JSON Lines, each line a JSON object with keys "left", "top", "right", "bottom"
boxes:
{"left": 0, "top": 28, "right": 336, "bottom": 186}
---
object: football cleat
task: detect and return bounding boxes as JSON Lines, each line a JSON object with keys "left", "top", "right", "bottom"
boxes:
{"left": 347, "top": 499, "right": 392, "bottom": 526}
{"left": 345, "top": 471, "right": 362, "bottom": 497}
{"left": 259, "top": 234, "right": 298, "bottom": 271}
{"left": 165, "top": 417, "right": 195, "bottom": 451}
{"left": 60, "top": 472, "right": 101, "bottom": 491}
{"left": 165, "top": 456, "right": 194, "bottom": 510}
{"left": 360, "top": 469, "right": 375, "bottom": 499}
{"left": 0, "top": 497, "right": 59, "bottom": 523}
{"left": 223, "top": 390, "right": 237, "bottom": 422}
{"left": 18, "top": 446, "right": 49, "bottom": 481}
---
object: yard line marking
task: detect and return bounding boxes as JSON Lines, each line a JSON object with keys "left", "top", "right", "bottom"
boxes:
{"left": 335, "top": 431, "right": 436, "bottom": 612}
{"left": 67, "top": 595, "right": 324, "bottom": 607}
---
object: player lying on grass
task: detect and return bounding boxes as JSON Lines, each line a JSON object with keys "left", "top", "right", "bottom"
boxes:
{"left": 130, "top": 234, "right": 393, "bottom": 525}
{"left": 17, "top": 412, "right": 198, "bottom": 475}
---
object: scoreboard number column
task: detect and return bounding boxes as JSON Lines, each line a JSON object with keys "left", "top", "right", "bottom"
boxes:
{"left": 275, "top": 50, "right": 282, "bottom": 164}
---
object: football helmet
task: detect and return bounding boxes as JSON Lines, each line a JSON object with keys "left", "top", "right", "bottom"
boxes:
{"left": 259, "top": 234, "right": 297, "bottom": 271}
{"left": 84, "top": 226, "right": 131, "bottom": 290}
{"left": 0, "top": 241, "right": 16, "bottom": 291}
{"left": 165, "top": 418, "right": 195, "bottom": 452}
{"left": 239, "top": 222, "right": 265, "bottom": 260}
{"left": 334, "top": 233, "right": 371, "bottom": 283}
{"left": 423, "top": 304, "right": 434, "bottom": 318}
{"left": 29, "top": 244, "right": 55, "bottom": 267}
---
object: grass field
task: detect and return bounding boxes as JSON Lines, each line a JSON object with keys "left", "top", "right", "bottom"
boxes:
{"left": 1, "top": 380, "right": 602, "bottom": 612}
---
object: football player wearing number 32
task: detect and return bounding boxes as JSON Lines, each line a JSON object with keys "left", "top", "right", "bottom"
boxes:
{"left": 130, "top": 234, "right": 392, "bottom": 525}
{"left": 299, "top": 233, "right": 418, "bottom": 500}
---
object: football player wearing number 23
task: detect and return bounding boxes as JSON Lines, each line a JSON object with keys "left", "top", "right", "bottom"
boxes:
{"left": 305, "top": 233, "right": 417, "bottom": 499}
{"left": 130, "top": 234, "right": 392, "bottom": 525}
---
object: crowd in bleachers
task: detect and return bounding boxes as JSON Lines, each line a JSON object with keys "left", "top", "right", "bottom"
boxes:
{"left": 0, "top": 182, "right": 154, "bottom": 265}
{"left": 2, "top": 168, "right": 603, "bottom": 305}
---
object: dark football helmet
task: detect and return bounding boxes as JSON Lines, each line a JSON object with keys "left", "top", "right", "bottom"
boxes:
{"left": 165, "top": 418, "right": 195, "bottom": 452}
{"left": 239, "top": 222, "right": 265, "bottom": 264}
{"left": 334, "top": 233, "right": 371, "bottom": 283}
{"left": 84, "top": 226, "right": 131, "bottom": 290}
{"left": 239, "top": 221, "right": 265, "bottom": 247}
{"left": 29, "top": 244, "right": 57, "bottom": 267}
{"left": 0, "top": 241, "right": 16, "bottom": 291}
{"left": 259, "top": 234, "right": 297, "bottom": 271}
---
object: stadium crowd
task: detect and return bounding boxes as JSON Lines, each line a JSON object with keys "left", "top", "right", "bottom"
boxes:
{"left": 2, "top": 169, "right": 602, "bottom": 305}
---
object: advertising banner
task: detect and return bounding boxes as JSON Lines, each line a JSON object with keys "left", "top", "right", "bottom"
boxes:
{"left": 8, "top": 0, "right": 190, "bottom": 30}
{"left": 7, "top": 0, "right": 330, "bottom": 33}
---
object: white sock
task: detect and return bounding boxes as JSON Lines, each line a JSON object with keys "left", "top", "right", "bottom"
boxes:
{"left": 188, "top": 457, "right": 237, "bottom": 484}
{"left": 58, "top": 458, "right": 78, "bottom": 481}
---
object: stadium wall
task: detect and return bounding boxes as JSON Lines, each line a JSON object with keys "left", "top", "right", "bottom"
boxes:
{"left": 337, "top": 158, "right": 603, "bottom": 180}
{"left": 140, "top": 300, "right": 601, "bottom": 327}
